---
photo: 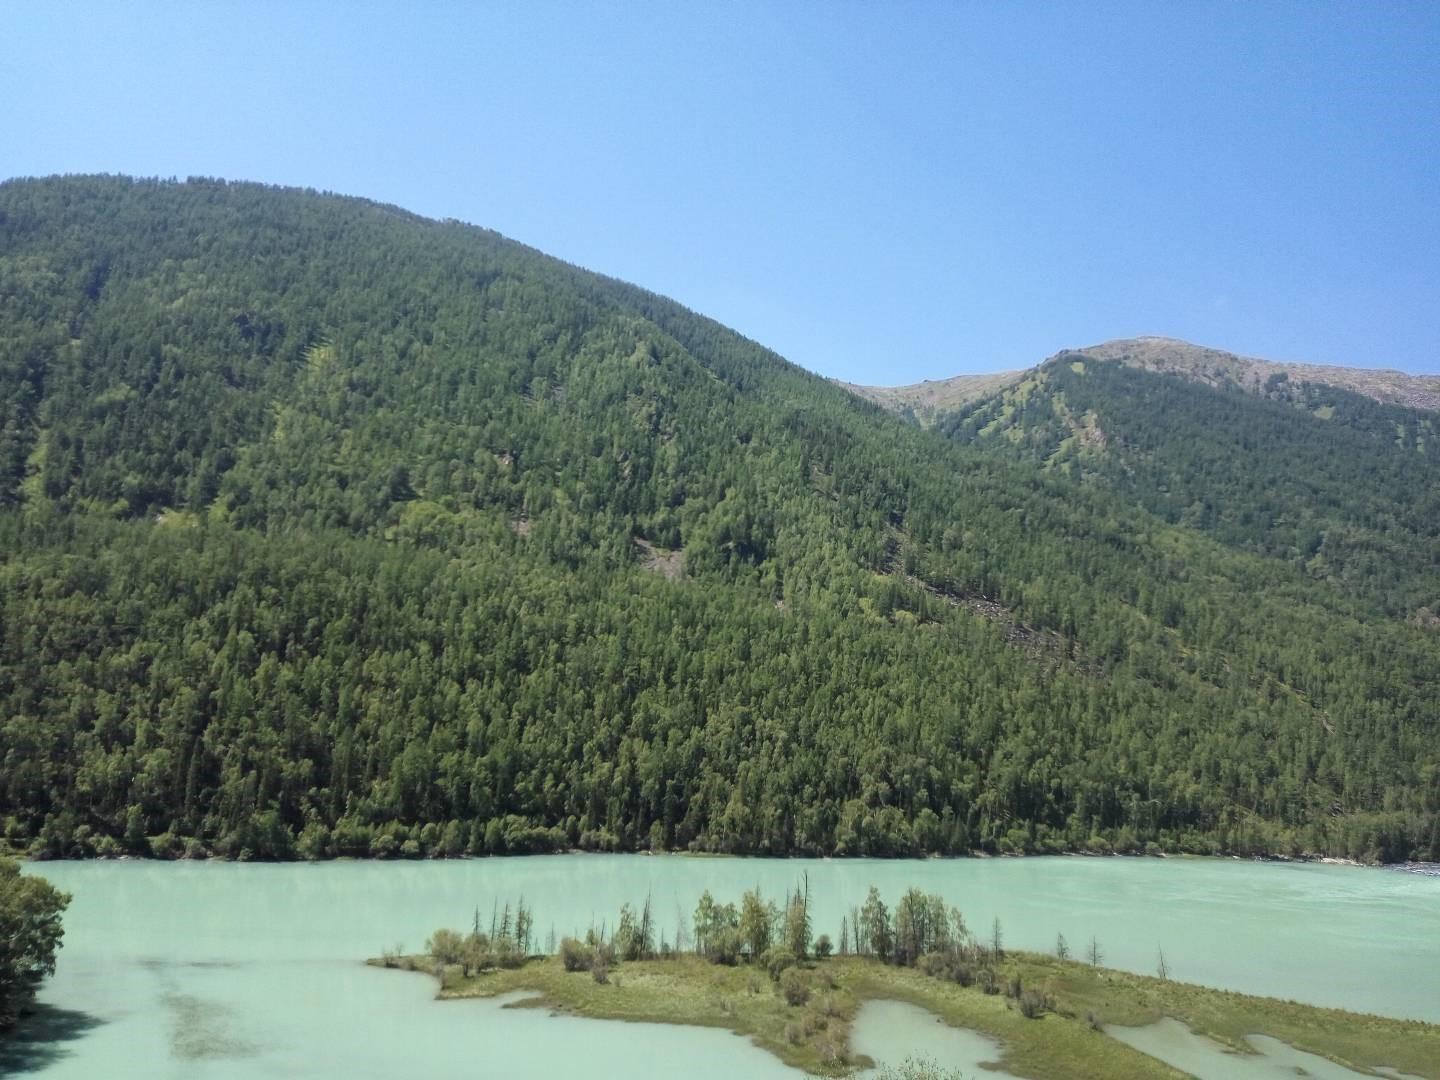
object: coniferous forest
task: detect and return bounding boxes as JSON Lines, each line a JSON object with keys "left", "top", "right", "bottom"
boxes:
{"left": 933, "top": 354, "right": 1440, "bottom": 620}
{"left": 1, "top": 175, "right": 1437, "bottom": 863}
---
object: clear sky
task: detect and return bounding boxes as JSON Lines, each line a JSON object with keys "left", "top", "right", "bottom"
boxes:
{"left": 4, "top": 2, "right": 1437, "bottom": 382}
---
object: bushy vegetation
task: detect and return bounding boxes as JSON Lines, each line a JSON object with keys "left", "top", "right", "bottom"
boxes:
{"left": 427, "top": 881, "right": 1051, "bottom": 1021}
{"left": 420, "top": 898, "right": 532, "bottom": 976}
{"left": 1, "top": 175, "right": 1437, "bottom": 863}
{"left": 0, "top": 859, "right": 69, "bottom": 1028}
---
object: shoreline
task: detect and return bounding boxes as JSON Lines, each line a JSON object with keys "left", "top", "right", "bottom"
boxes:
{"left": 9, "top": 843, "right": 1400, "bottom": 869}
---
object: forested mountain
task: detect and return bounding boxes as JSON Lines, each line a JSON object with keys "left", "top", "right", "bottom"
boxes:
{"left": 2, "top": 175, "right": 1437, "bottom": 864}
{"left": 911, "top": 346, "right": 1440, "bottom": 622}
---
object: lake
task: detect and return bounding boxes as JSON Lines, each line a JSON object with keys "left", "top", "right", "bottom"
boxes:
{"left": 8, "top": 855, "right": 1438, "bottom": 1077}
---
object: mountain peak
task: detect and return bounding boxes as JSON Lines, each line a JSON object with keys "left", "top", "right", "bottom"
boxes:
{"left": 1061, "top": 337, "right": 1440, "bottom": 411}
{"left": 847, "top": 337, "right": 1440, "bottom": 419}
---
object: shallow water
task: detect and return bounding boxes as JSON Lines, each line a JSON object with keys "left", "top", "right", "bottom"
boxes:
{"left": 1107, "top": 1016, "right": 1425, "bottom": 1080}
{"left": 10, "top": 854, "right": 1440, "bottom": 1077}
{"left": 850, "top": 1000, "right": 1017, "bottom": 1078}
{"left": 2, "top": 943, "right": 797, "bottom": 1080}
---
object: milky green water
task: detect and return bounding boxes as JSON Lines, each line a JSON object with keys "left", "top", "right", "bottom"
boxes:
{"left": 850, "top": 1000, "right": 1017, "bottom": 1078}
{"left": 7, "top": 855, "right": 1438, "bottom": 1078}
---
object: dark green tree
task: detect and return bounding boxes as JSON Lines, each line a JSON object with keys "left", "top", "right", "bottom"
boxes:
{"left": 0, "top": 859, "right": 70, "bottom": 1029}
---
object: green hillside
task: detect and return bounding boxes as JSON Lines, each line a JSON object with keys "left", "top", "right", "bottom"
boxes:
{"left": 1, "top": 175, "right": 1436, "bottom": 862}
{"left": 935, "top": 353, "right": 1440, "bottom": 619}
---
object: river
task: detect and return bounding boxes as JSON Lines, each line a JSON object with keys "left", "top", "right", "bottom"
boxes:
{"left": 7, "top": 854, "right": 1438, "bottom": 1077}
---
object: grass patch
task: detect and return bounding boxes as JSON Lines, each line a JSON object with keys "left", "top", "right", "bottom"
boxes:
{"left": 376, "top": 952, "right": 859, "bottom": 1073}
{"left": 368, "top": 948, "right": 1440, "bottom": 1077}
{"left": 1034, "top": 954, "right": 1440, "bottom": 1078}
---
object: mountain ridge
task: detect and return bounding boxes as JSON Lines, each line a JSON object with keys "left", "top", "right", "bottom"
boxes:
{"left": 846, "top": 336, "right": 1440, "bottom": 422}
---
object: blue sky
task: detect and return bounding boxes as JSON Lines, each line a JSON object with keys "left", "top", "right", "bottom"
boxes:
{"left": 4, "top": 2, "right": 1437, "bottom": 381}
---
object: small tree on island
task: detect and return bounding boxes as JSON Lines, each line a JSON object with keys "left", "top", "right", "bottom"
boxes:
{"left": 739, "top": 888, "right": 776, "bottom": 960}
{"left": 783, "top": 879, "right": 812, "bottom": 959}
{"left": 615, "top": 896, "right": 656, "bottom": 961}
{"left": 860, "top": 886, "right": 892, "bottom": 962}
{"left": 426, "top": 928, "right": 465, "bottom": 967}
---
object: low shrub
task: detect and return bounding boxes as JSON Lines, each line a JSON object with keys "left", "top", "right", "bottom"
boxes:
{"left": 560, "top": 936, "right": 592, "bottom": 971}
{"left": 780, "top": 968, "right": 810, "bottom": 1007}
{"left": 917, "top": 951, "right": 975, "bottom": 987}
{"left": 708, "top": 927, "right": 744, "bottom": 966}
{"left": 490, "top": 938, "right": 525, "bottom": 970}
{"left": 1018, "top": 989, "right": 1052, "bottom": 1019}
{"left": 426, "top": 928, "right": 465, "bottom": 965}
{"left": 760, "top": 946, "right": 798, "bottom": 981}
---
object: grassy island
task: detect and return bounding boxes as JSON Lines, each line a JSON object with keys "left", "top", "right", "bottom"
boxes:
{"left": 368, "top": 885, "right": 1439, "bottom": 1078}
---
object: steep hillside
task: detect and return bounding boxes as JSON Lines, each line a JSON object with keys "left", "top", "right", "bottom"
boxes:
{"left": 932, "top": 353, "right": 1440, "bottom": 620}
{"left": 1, "top": 176, "right": 1437, "bottom": 863}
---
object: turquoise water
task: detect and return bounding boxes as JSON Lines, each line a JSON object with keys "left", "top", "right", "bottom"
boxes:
{"left": 850, "top": 1000, "right": 1017, "bottom": 1077}
{"left": 8, "top": 855, "right": 1438, "bottom": 1077}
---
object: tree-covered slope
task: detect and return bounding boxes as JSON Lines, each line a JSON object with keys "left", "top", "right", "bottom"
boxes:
{"left": 935, "top": 352, "right": 1440, "bottom": 619}
{"left": 1, "top": 175, "right": 1436, "bottom": 862}
{"left": 1072, "top": 336, "right": 1440, "bottom": 412}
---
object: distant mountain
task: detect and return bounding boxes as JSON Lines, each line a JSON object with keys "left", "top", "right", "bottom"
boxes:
{"left": 839, "top": 369, "right": 1026, "bottom": 424}
{"left": 1, "top": 176, "right": 1437, "bottom": 864}
{"left": 846, "top": 336, "right": 1440, "bottom": 421}
{"left": 855, "top": 339, "right": 1440, "bottom": 621}
{"left": 1075, "top": 336, "right": 1440, "bottom": 412}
